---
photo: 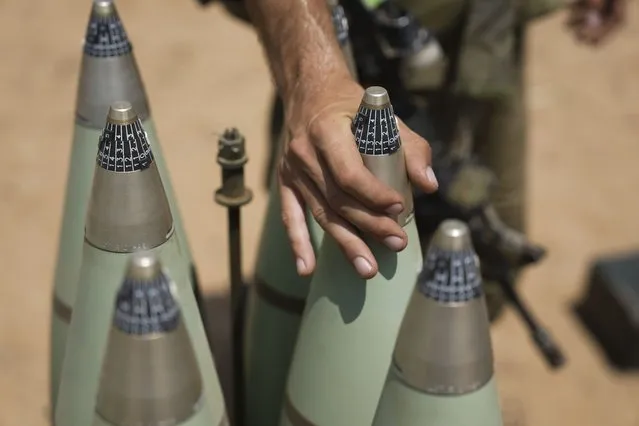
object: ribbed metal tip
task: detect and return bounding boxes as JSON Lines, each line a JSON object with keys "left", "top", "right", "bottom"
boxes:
{"left": 126, "top": 253, "right": 162, "bottom": 280}
{"left": 114, "top": 254, "right": 180, "bottom": 335}
{"left": 93, "top": 0, "right": 114, "bottom": 15}
{"left": 352, "top": 86, "right": 400, "bottom": 155}
{"left": 107, "top": 101, "right": 137, "bottom": 124}
{"left": 430, "top": 219, "right": 473, "bottom": 252}
{"left": 96, "top": 255, "right": 203, "bottom": 426}
{"left": 84, "top": 0, "right": 132, "bottom": 58}
{"left": 97, "top": 102, "right": 154, "bottom": 172}
{"left": 418, "top": 220, "right": 482, "bottom": 303}
{"left": 363, "top": 86, "right": 390, "bottom": 107}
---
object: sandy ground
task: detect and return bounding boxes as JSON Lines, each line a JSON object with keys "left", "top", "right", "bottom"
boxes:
{"left": 1, "top": 0, "right": 638, "bottom": 425}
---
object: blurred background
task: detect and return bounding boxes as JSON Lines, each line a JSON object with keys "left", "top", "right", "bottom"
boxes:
{"left": 1, "top": 0, "right": 638, "bottom": 425}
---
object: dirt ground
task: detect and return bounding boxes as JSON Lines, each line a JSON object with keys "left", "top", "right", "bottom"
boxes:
{"left": 1, "top": 1, "right": 638, "bottom": 425}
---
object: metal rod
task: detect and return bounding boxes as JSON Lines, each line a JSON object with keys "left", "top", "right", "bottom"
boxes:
{"left": 228, "top": 206, "right": 244, "bottom": 426}
{"left": 214, "top": 128, "right": 253, "bottom": 426}
{"left": 228, "top": 208, "right": 243, "bottom": 297}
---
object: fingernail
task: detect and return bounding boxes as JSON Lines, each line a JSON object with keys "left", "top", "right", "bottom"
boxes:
{"left": 386, "top": 203, "right": 404, "bottom": 216}
{"left": 296, "top": 258, "right": 307, "bottom": 275}
{"left": 353, "top": 256, "right": 374, "bottom": 277}
{"left": 425, "top": 166, "right": 439, "bottom": 188}
{"left": 384, "top": 235, "right": 406, "bottom": 251}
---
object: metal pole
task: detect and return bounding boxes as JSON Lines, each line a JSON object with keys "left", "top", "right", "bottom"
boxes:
{"left": 215, "top": 128, "right": 253, "bottom": 426}
{"left": 228, "top": 208, "right": 243, "bottom": 309}
{"left": 227, "top": 206, "right": 246, "bottom": 418}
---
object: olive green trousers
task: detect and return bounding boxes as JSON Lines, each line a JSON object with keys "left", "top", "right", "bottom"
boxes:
{"left": 394, "top": 0, "right": 565, "bottom": 318}
{"left": 397, "top": 0, "right": 535, "bottom": 237}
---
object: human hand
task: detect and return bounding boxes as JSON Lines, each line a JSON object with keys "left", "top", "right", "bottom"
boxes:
{"left": 278, "top": 75, "right": 439, "bottom": 279}
{"left": 567, "top": 0, "right": 626, "bottom": 45}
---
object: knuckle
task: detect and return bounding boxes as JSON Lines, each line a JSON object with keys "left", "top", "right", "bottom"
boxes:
{"left": 281, "top": 210, "right": 293, "bottom": 229}
{"left": 405, "top": 137, "right": 431, "bottom": 164}
{"left": 376, "top": 217, "right": 402, "bottom": 237}
{"left": 307, "top": 116, "right": 328, "bottom": 140}
{"left": 408, "top": 134, "right": 427, "bottom": 150}
{"left": 335, "top": 169, "right": 358, "bottom": 191}
{"left": 423, "top": 140, "right": 432, "bottom": 157}
{"left": 415, "top": 141, "right": 432, "bottom": 164}
{"left": 338, "top": 238, "right": 366, "bottom": 262}
{"left": 361, "top": 216, "right": 395, "bottom": 238}
{"left": 281, "top": 203, "right": 305, "bottom": 232}
{"left": 335, "top": 204, "right": 352, "bottom": 222}
{"left": 310, "top": 205, "right": 329, "bottom": 226}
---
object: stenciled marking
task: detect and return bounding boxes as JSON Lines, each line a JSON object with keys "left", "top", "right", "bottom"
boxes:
{"left": 418, "top": 247, "right": 483, "bottom": 303}
{"left": 352, "top": 104, "right": 401, "bottom": 155}
{"left": 97, "top": 118, "right": 154, "bottom": 172}
{"left": 114, "top": 272, "right": 181, "bottom": 335}
{"left": 84, "top": 9, "right": 132, "bottom": 57}
{"left": 391, "top": 359, "right": 487, "bottom": 395}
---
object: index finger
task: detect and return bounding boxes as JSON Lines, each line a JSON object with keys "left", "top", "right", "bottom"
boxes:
{"left": 311, "top": 116, "right": 406, "bottom": 215}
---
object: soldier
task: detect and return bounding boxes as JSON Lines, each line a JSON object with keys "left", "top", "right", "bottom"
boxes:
{"left": 222, "top": 0, "right": 626, "bottom": 317}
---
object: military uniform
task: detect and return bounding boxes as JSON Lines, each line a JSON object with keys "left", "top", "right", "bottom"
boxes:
{"left": 390, "top": 0, "right": 566, "bottom": 319}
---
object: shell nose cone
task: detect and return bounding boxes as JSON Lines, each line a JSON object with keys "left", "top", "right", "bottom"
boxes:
{"left": 84, "top": 0, "right": 132, "bottom": 58}
{"left": 92, "top": 0, "right": 114, "bottom": 16}
{"left": 97, "top": 253, "right": 204, "bottom": 426}
{"left": 362, "top": 86, "right": 391, "bottom": 108}
{"left": 86, "top": 103, "right": 171, "bottom": 251}
{"left": 419, "top": 220, "right": 482, "bottom": 304}
{"left": 107, "top": 101, "right": 137, "bottom": 124}
{"left": 353, "top": 86, "right": 401, "bottom": 155}
{"left": 97, "top": 101, "right": 154, "bottom": 172}
{"left": 429, "top": 219, "right": 473, "bottom": 252}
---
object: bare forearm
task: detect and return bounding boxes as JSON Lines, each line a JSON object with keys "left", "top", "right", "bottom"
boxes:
{"left": 246, "top": 0, "right": 351, "bottom": 104}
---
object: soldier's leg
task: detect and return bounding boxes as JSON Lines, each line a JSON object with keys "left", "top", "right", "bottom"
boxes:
{"left": 474, "top": 95, "right": 527, "bottom": 232}
{"left": 473, "top": 27, "right": 528, "bottom": 320}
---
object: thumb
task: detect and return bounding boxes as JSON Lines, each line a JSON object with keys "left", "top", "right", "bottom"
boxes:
{"left": 398, "top": 118, "right": 439, "bottom": 194}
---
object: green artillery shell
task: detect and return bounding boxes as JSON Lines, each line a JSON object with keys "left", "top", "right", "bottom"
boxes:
{"left": 54, "top": 103, "right": 226, "bottom": 426}
{"left": 281, "top": 87, "right": 422, "bottom": 426}
{"left": 50, "top": 0, "right": 199, "bottom": 411}
{"left": 243, "top": 172, "right": 323, "bottom": 426}
{"left": 92, "top": 254, "right": 228, "bottom": 426}
{"left": 372, "top": 219, "right": 503, "bottom": 426}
